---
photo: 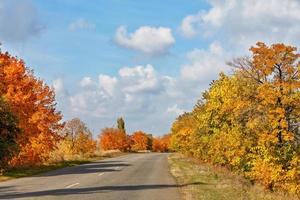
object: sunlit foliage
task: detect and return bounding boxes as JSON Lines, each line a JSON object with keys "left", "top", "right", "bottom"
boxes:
{"left": 153, "top": 134, "right": 171, "bottom": 152}
{"left": 170, "top": 42, "right": 300, "bottom": 194}
{"left": 53, "top": 118, "right": 96, "bottom": 160}
{"left": 130, "top": 131, "right": 151, "bottom": 151}
{"left": 99, "top": 128, "right": 130, "bottom": 152}
{"left": 0, "top": 51, "right": 63, "bottom": 167}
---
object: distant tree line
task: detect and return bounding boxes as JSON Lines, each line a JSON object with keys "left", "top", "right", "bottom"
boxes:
{"left": 99, "top": 117, "right": 171, "bottom": 152}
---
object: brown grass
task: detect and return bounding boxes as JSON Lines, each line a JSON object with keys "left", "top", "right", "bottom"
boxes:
{"left": 168, "top": 153, "right": 299, "bottom": 200}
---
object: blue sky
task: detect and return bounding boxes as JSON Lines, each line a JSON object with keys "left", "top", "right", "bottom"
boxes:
{"left": 1, "top": 0, "right": 300, "bottom": 136}
{"left": 6, "top": 0, "right": 207, "bottom": 78}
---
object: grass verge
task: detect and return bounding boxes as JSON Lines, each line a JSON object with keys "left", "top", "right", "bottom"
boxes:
{"left": 168, "top": 153, "right": 298, "bottom": 200}
{"left": 0, "top": 151, "right": 125, "bottom": 182}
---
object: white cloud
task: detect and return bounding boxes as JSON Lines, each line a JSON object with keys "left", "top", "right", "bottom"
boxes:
{"left": 179, "top": 12, "right": 202, "bottom": 38}
{"left": 178, "top": 0, "right": 300, "bottom": 84}
{"left": 56, "top": 42, "right": 229, "bottom": 135}
{"left": 209, "top": 41, "right": 223, "bottom": 55}
{"left": 52, "top": 79, "right": 64, "bottom": 94}
{"left": 80, "top": 77, "right": 93, "bottom": 87}
{"left": 167, "top": 104, "right": 185, "bottom": 115}
{"left": 68, "top": 18, "right": 96, "bottom": 31}
{"left": 70, "top": 94, "right": 88, "bottom": 110}
{"left": 98, "top": 74, "right": 118, "bottom": 96}
{"left": 180, "top": 42, "right": 226, "bottom": 82}
{"left": 119, "top": 65, "right": 162, "bottom": 94}
{"left": 61, "top": 64, "right": 189, "bottom": 134}
{"left": 179, "top": 0, "right": 300, "bottom": 47}
{"left": 0, "top": 0, "right": 44, "bottom": 43}
{"left": 114, "top": 26, "right": 175, "bottom": 55}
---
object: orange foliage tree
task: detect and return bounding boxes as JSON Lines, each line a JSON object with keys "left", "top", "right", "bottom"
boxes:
{"left": 152, "top": 134, "right": 170, "bottom": 152}
{"left": 98, "top": 128, "right": 129, "bottom": 152}
{"left": 0, "top": 51, "right": 63, "bottom": 166}
{"left": 130, "top": 131, "right": 150, "bottom": 151}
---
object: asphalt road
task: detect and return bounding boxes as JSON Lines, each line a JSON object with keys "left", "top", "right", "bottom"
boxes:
{"left": 0, "top": 153, "right": 181, "bottom": 200}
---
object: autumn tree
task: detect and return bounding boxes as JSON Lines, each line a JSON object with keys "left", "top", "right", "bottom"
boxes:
{"left": 130, "top": 131, "right": 150, "bottom": 151}
{"left": 0, "top": 51, "right": 63, "bottom": 167}
{"left": 117, "top": 117, "right": 126, "bottom": 133}
{"left": 231, "top": 42, "right": 300, "bottom": 192}
{"left": 99, "top": 128, "right": 129, "bottom": 151}
{"left": 153, "top": 134, "right": 171, "bottom": 152}
{"left": 146, "top": 134, "right": 153, "bottom": 151}
{"left": 60, "top": 118, "right": 92, "bottom": 153}
{"left": 230, "top": 43, "right": 300, "bottom": 146}
{"left": 170, "top": 111, "right": 198, "bottom": 154}
{"left": 74, "top": 131, "right": 97, "bottom": 157}
{"left": 170, "top": 42, "right": 300, "bottom": 194}
{"left": 55, "top": 118, "right": 96, "bottom": 159}
{"left": 0, "top": 97, "right": 20, "bottom": 171}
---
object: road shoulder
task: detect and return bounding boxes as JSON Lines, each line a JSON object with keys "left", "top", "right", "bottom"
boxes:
{"left": 168, "top": 153, "right": 298, "bottom": 200}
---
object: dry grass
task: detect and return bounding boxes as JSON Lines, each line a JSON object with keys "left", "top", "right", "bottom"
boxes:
{"left": 168, "top": 154, "right": 299, "bottom": 200}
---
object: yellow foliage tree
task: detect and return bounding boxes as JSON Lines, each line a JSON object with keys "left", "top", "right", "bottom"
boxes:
{"left": 54, "top": 118, "right": 96, "bottom": 160}
{"left": 170, "top": 42, "right": 300, "bottom": 194}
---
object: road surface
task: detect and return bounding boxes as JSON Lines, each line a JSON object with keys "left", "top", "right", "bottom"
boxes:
{"left": 0, "top": 153, "right": 181, "bottom": 200}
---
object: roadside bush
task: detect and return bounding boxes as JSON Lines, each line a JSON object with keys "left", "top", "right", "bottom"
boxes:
{"left": 99, "top": 128, "right": 130, "bottom": 152}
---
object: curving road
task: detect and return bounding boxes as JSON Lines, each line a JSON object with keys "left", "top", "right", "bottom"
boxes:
{"left": 0, "top": 153, "right": 181, "bottom": 200}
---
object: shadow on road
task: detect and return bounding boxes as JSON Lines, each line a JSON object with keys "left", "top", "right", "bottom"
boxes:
{"left": 0, "top": 182, "right": 205, "bottom": 199}
{"left": 34, "top": 161, "right": 131, "bottom": 177}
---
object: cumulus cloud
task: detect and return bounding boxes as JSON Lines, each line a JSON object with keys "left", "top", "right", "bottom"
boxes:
{"left": 69, "top": 90, "right": 107, "bottom": 116}
{"left": 114, "top": 26, "right": 175, "bottom": 55}
{"left": 179, "top": 0, "right": 300, "bottom": 47}
{"left": 80, "top": 77, "right": 93, "bottom": 87}
{"left": 68, "top": 18, "right": 96, "bottom": 31}
{"left": 57, "top": 40, "right": 230, "bottom": 135}
{"left": 180, "top": 41, "right": 227, "bottom": 82}
{"left": 0, "top": 0, "right": 44, "bottom": 43}
{"left": 55, "top": 40, "right": 232, "bottom": 135}
{"left": 119, "top": 65, "right": 163, "bottom": 94}
{"left": 52, "top": 79, "right": 64, "bottom": 94}
{"left": 98, "top": 74, "right": 118, "bottom": 96}
{"left": 167, "top": 104, "right": 185, "bottom": 115}
{"left": 61, "top": 64, "right": 187, "bottom": 134}
{"left": 179, "top": 11, "right": 203, "bottom": 38}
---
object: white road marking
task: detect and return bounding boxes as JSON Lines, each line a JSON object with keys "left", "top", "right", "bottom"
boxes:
{"left": 114, "top": 167, "right": 120, "bottom": 170}
{"left": 65, "top": 183, "right": 79, "bottom": 188}
{"left": 98, "top": 172, "right": 104, "bottom": 176}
